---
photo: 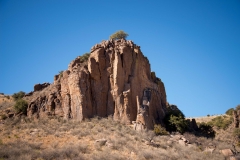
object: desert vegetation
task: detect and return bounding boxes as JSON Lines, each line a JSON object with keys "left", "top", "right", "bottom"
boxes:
{"left": 164, "top": 105, "right": 188, "bottom": 134}
{"left": 0, "top": 91, "right": 238, "bottom": 159}
{"left": 13, "top": 99, "right": 28, "bottom": 115}
{"left": 109, "top": 30, "right": 128, "bottom": 40}
{"left": 11, "top": 91, "right": 28, "bottom": 115}
{"left": 226, "top": 108, "right": 235, "bottom": 116}
{"left": 0, "top": 115, "right": 236, "bottom": 160}
{"left": 197, "top": 123, "right": 216, "bottom": 138}
{"left": 0, "top": 94, "right": 14, "bottom": 111}
{"left": 206, "top": 115, "right": 233, "bottom": 130}
{"left": 79, "top": 52, "right": 90, "bottom": 62}
{"left": 12, "top": 91, "right": 25, "bottom": 101}
{"left": 58, "top": 70, "right": 64, "bottom": 78}
{"left": 195, "top": 107, "right": 235, "bottom": 131}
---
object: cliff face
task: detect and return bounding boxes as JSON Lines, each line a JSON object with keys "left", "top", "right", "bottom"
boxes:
{"left": 27, "top": 39, "right": 167, "bottom": 129}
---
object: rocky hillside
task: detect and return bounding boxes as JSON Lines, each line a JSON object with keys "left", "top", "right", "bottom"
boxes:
{"left": 0, "top": 94, "right": 13, "bottom": 108}
{"left": 26, "top": 39, "right": 167, "bottom": 130}
{"left": 0, "top": 116, "right": 236, "bottom": 160}
{"left": 189, "top": 115, "right": 226, "bottom": 124}
{"left": 0, "top": 94, "right": 15, "bottom": 119}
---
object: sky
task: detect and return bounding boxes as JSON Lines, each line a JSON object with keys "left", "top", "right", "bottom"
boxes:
{"left": 0, "top": 0, "right": 239, "bottom": 117}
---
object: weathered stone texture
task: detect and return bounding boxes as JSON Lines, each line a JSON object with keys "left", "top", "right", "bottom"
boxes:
{"left": 34, "top": 83, "right": 50, "bottom": 92}
{"left": 27, "top": 39, "right": 168, "bottom": 129}
{"left": 233, "top": 110, "right": 240, "bottom": 128}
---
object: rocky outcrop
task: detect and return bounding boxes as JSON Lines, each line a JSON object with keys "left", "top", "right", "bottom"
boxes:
{"left": 233, "top": 110, "right": 240, "bottom": 128}
{"left": 27, "top": 39, "right": 167, "bottom": 129}
{"left": 220, "top": 149, "right": 234, "bottom": 157}
{"left": 28, "top": 84, "right": 63, "bottom": 119}
{"left": 34, "top": 83, "right": 50, "bottom": 92}
{"left": 186, "top": 118, "right": 199, "bottom": 131}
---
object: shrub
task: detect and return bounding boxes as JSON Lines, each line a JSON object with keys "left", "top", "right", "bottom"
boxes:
{"left": 12, "top": 91, "right": 25, "bottom": 101}
{"left": 14, "top": 99, "right": 28, "bottom": 115}
{"left": 225, "top": 108, "right": 234, "bottom": 116}
{"left": 207, "top": 116, "right": 232, "bottom": 130}
{"left": 58, "top": 71, "right": 63, "bottom": 78}
{"left": 109, "top": 30, "right": 128, "bottom": 40}
{"left": 198, "top": 123, "right": 215, "bottom": 138}
{"left": 154, "top": 124, "right": 169, "bottom": 135}
{"left": 168, "top": 115, "right": 187, "bottom": 133}
{"left": 79, "top": 53, "right": 90, "bottom": 62}
{"left": 164, "top": 105, "right": 187, "bottom": 133}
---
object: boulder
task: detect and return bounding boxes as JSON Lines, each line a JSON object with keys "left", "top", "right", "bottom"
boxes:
{"left": 220, "top": 149, "right": 234, "bottom": 157}
{"left": 95, "top": 139, "right": 107, "bottom": 146}
{"left": 179, "top": 140, "right": 186, "bottom": 146}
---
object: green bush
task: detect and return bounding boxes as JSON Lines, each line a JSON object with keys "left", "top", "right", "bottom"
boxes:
{"left": 207, "top": 116, "right": 232, "bottom": 130}
{"left": 168, "top": 115, "right": 187, "bottom": 133}
{"left": 154, "top": 124, "right": 169, "bottom": 135}
{"left": 164, "top": 106, "right": 187, "bottom": 133}
{"left": 225, "top": 108, "right": 234, "bottom": 116}
{"left": 109, "top": 30, "right": 128, "bottom": 40}
{"left": 12, "top": 91, "right": 25, "bottom": 101}
{"left": 80, "top": 53, "right": 90, "bottom": 62}
{"left": 14, "top": 99, "right": 28, "bottom": 115}
{"left": 198, "top": 123, "right": 215, "bottom": 138}
{"left": 58, "top": 71, "right": 63, "bottom": 78}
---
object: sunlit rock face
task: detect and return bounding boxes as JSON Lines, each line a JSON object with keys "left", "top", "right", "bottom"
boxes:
{"left": 27, "top": 39, "right": 167, "bottom": 129}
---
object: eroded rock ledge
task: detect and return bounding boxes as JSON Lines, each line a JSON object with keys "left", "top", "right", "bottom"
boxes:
{"left": 27, "top": 39, "right": 167, "bottom": 129}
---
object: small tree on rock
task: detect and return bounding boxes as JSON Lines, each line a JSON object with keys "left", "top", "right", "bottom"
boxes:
{"left": 109, "top": 30, "right": 128, "bottom": 40}
{"left": 12, "top": 91, "right": 25, "bottom": 101}
{"left": 226, "top": 108, "right": 234, "bottom": 116}
{"left": 80, "top": 53, "right": 90, "bottom": 62}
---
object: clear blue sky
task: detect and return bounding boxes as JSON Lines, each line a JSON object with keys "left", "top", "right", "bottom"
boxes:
{"left": 1, "top": 0, "right": 239, "bottom": 117}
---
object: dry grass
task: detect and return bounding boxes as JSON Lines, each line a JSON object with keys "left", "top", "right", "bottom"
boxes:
{"left": 0, "top": 95, "right": 15, "bottom": 111}
{"left": 189, "top": 115, "right": 226, "bottom": 124}
{"left": 0, "top": 116, "right": 233, "bottom": 160}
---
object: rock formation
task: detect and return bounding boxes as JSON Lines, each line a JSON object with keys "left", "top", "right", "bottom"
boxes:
{"left": 27, "top": 39, "right": 167, "bottom": 129}
{"left": 34, "top": 83, "right": 50, "bottom": 92}
{"left": 233, "top": 110, "right": 240, "bottom": 128}
{"left": 186, "top": 118, "right": 199, "bottom": 131}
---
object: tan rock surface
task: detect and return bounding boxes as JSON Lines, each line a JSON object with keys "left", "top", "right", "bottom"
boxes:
{"left": 26, "top": 39, "right": 167, "bottom": 129}
{"left": 220, "top": 149, "right": 234, "bottom": 157}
